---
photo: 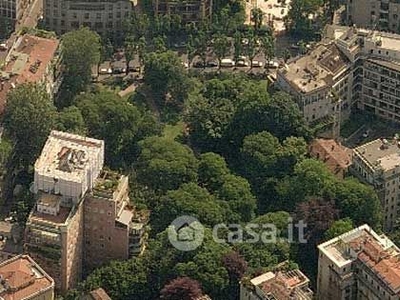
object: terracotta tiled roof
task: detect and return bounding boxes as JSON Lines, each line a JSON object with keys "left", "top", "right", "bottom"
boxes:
{"left": 0, "top": 254, "right": 54, "bottom": 300}
{"left": 309, "top": 138, "right": 352, "bottom": 177}
{"left": 0, "top": 34, "right": 59, "bottom": 114}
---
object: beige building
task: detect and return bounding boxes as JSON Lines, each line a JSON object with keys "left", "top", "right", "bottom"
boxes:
{"left": 240, "top": 266, "right": 314, "bottom": 300}
{"left": 352, "top": 138, "right": 400, "bottom": 231}
{"left": 346, "top": 0, "right": 400, "bottom": 33}
{"left": 153, "top": 0, "right": 212, "bottom": 23}
{"left": 0, "top": 34, "right": 62, "bottom": 114}
{"left": 0, "top": 0, "right": 29, "bottom": 31}
{"left": 84, "top": 170, "right": 148, "bottom": 273}
{"left": 43, "top": 0, "right": 136, "bottom": 36}
{"left": 276, "top": 42, "right": 353, "bottom": 127}
{"left": 277, "top": 25, "right": 400, "bottom": 126}
{"left": 25, "top": 131, "right": 148, "bottom": 292}
{"left": 0, "top": 254, "right": 55, "bottom": 300}
{"left": 318, "top": 224, "right": 400, "bottom": 300}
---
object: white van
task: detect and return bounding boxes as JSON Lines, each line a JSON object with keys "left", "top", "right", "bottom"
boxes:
{"left": 220, "top": 58, "right": 235, "bottom": 67}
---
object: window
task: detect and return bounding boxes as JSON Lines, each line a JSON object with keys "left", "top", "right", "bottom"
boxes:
{"left": 96, "top": 12, "right": 101, "bottom": 19}
{"left": 84, "top": 12, "right": 89, "bottom": 19}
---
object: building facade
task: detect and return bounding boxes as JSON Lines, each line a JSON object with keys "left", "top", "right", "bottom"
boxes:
{"left": 24, "top": 131, "right": 148, "bottom": 292}
{"left": 351, "top": 138, "right": 400, "bottom": 231}
{"left": 318, "top": 224, "right": 400, "bottom": 300}
{"left": 0, "top": 0, "right": 29, "bottom": 32}
{"left": 277, "top": 25, "right": 400, "bottom": 126}
{"left": 346, "top": 0, "right": 400, "bottom": 33}
{"left": 153, "top": 0, "right": 212, "bottom": 23}
{"left": 84, "top": 170, "right": 148, "bottom": 273}
{"left": 0, "top": 254, "right": 55, "bottom": 300}
{"left": 43, "top": 0, "right": 136, "bottom": 36}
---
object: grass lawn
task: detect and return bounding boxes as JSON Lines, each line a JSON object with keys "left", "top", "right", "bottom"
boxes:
{"left": 163, "top": 121, "right": 185, "bottom": 141}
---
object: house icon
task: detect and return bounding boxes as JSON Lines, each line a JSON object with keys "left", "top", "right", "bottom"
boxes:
{"left": 168, "top": 216, "right": 205, "bottom": 251}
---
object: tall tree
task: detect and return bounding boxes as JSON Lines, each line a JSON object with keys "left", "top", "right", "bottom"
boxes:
{"left": 160, "top": 277, "right": 204, "bottom": 300}
{"left": 60, "top": 27, "right": 101, "bottom": 105}
{"left": 213, "top": 34, "right": 231, "bottom": 69}
{"left": 124, "top": 35, "right": 136, "bottom": 75}
{"left": 4, "top": 83, "right": 56, "bottom": 167}
{"left": 250, "top": 8, "right": 264, "bottom": 32}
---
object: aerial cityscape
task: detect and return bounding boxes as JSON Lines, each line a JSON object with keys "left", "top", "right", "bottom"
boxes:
{"left": 1, "top": 0, "right": 400, "bottom": 298}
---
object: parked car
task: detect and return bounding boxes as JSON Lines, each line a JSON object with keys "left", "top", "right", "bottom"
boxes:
{"left": 267, "top": 61, "right": 279, "bottom": 68}
{"left": 99, "top": 68, "right": 112, "bottom": 75}
{"left": 206, "top": 61, "right": 218, "bottom": 67}
{"left": 112, "top": 67, "right": 126, "bottom": 74}
{"left": 128, "top": 65, "right": 140, "bottom": 72}
{"left": 251, "top": 60, "right": 263, "bottom": 68}
{"left": 236, "top": 60, "right": 249, "bottom": 67}
{"left": 193, "top": 61, "right": 205, "bottom": 68}
{"left": 0, "top": 43, "right": 7, "bottom": 51}
{"left": 220, "top": 58, "right": 235, "bottom": 67}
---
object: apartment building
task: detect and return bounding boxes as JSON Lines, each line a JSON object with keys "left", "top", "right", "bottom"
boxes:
{"left": 276, "top": 42, "right": 353, "bottom": 127}
{"left": 351, "top": 138, "right": 400, "bottom": 231}
{"left": 0, "top": 33, "right": 62, "bottom": 113}
{"left": 153, "top": 0, "right": 212, "bottom": 23}
{"left": 0, "top": 254, "right": 55, "bottom": 300}
{"left": 0, "top": 0, "right": 29, "bottom": 32}
{"left": 84, "top": 170, "right": 148, "bottom": 273}
{"left": 43, "top": 0, "right": 136, "bottom": 36}
{"left": 25, "top": 131, "right": 148, "bottom": 292}
{"left": 25, "top": 131, "right": 104, "bottom": 292}
{"left": 318, "top": 224, "right": 400, "bottom": 300}
{"left": 277, "top": 25, "right": 400, "bottom": 126}
{"left": 346, "top": 0, "right": 400, "bottom": 33}
{"left": 240, "top": 266, "right": 314, "bottom": 300}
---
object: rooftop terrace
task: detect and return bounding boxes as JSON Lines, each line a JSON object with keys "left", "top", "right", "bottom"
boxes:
{"left": 354, "top": 138, "right": 400, "bottom": 172}
{"left": 278, "top": 43, "right": 350, "bottom": 94}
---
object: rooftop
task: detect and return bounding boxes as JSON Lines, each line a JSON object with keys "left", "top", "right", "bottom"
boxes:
{"left": 0, "top": 254, "right": 54, "bottom": 300}
{"left": 310, "top": 139, "right": 352, "bottom": 176}
{"left": 318, "top": 224, "right": 400, "bottom": 293}
{"left": 85, "top": 288, "right": 111, "bottom": 300}
{"left": 30, "top": 195, "right": 72, "bottom": 225}
{"left": 250, "top": 267, "right": 313, "bottom": 299}
{"left": 278, "top": 43, "right": 350, "bottom": 94}
{"left": 0, "top": 34, "right": 59, "bottom": 113}
{"left": 353, "top": 138, "right": 400, "bottom": 172}
{"left": 35, "top": 131, "right": 104, "bottom": 184}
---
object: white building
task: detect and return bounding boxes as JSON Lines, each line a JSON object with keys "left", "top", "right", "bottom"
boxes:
{"left": 33, "top": 131, "right": 104, "bottom": 203}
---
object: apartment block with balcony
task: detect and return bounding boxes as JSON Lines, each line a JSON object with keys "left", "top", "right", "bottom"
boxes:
{"left": 318, "top": 224, "right": 400, "bottom": 300}
{"left": 346, "top": 0, "right": 400, "bottom": 33}
{"left": 153, "top": 0, "right": 212, "bottom": 23}
{"left": 0, "top": 0, "right": 29, "bottom": 32}
{"left": 84, "top": 170, "right": 149, "bottom": 273}
{"left": 24, "top": 131, "right": 148, "bottom": 291}
{"left": 351, "top": 138, "right": 400, "bottom": 231}
{"left": 0, "top": 254, "right": 55, "bottom": 300}
{"left": 240, "top": 264, "right": 314, "bottom": 300}
{"left": 25, "top": 131, "right": 105, "bottom": 293}
{"left": 43, "top": 0, "right": 136, "bottom": 36}
{"left": 276, "top": 42, "right": 353, "bottom": 126}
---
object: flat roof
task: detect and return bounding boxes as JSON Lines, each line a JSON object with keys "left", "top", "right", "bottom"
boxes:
{"left": 37, "top": 192, "right": 61, "bottom": 208}
{"left": 30, "top": 204, "right": 71, "bottom": 225}
{"left": 354, "top": 139, "right": 400, "bottom": 171}
{"left": 0, "top": 254, "right": 54, "bottom": 300}
{"left": 35, "top": 131, "right": 104, "bottom": 183}
{"left": 278, "top": 43, "right": 350, "bottom": 94}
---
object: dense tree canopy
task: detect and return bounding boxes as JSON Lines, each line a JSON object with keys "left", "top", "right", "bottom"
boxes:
{"left": 4, "top": 83, "right": 56, "bottom": 167}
